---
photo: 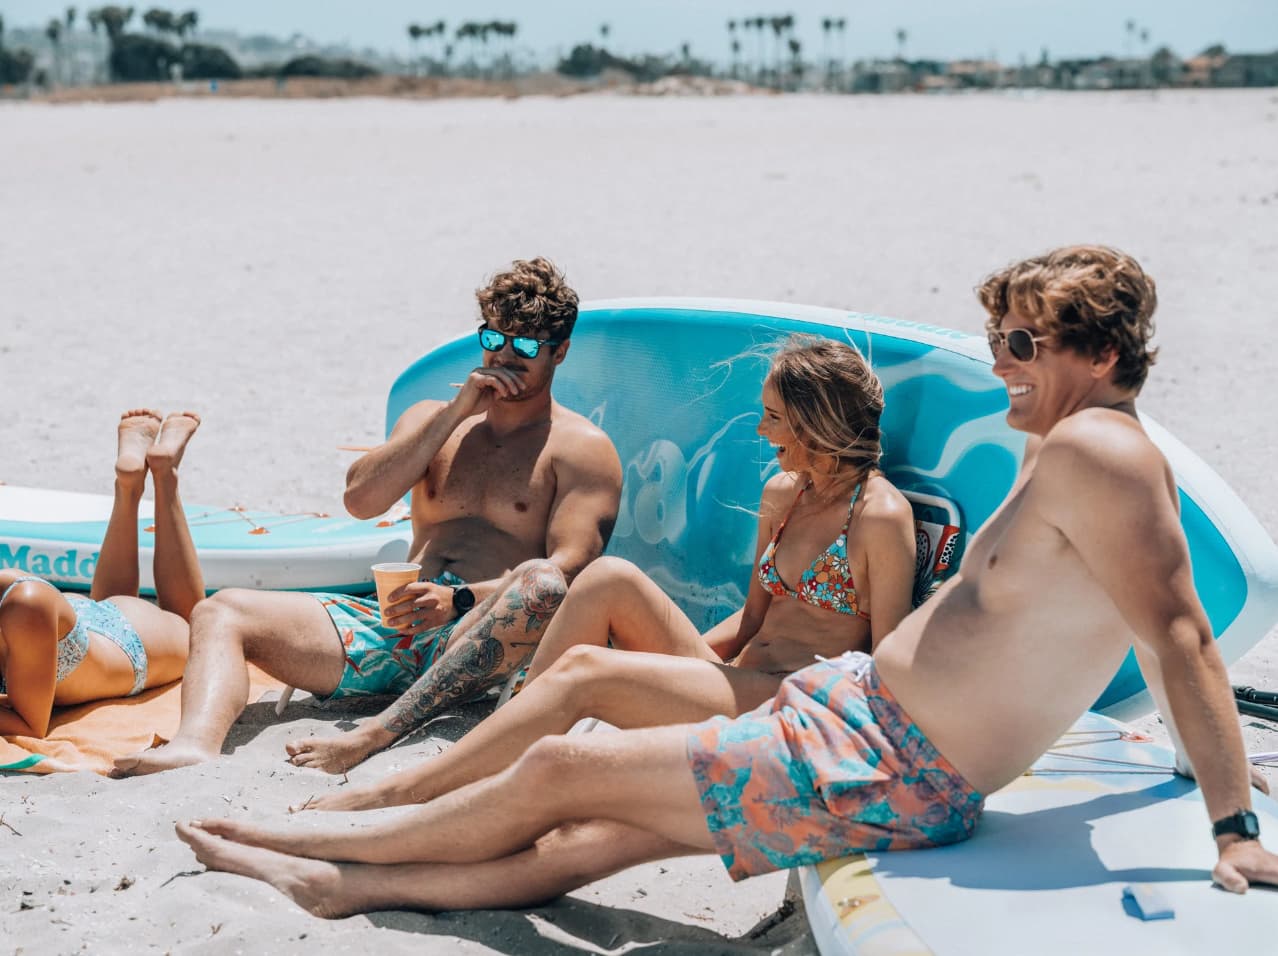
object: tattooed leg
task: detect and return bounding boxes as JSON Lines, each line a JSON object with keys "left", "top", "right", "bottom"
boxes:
{"left": 284, "top": 561, "right": 567, "bottom": 775}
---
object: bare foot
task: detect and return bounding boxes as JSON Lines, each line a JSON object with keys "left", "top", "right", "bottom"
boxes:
{"left": 295, "top": 784, "right": 392, "bottom": 813}
{"left": 115, "top": 410, "right": 162, "bottom": 483}
{"left": 110, "top": 741, "right": 216, "bottom": 778}
{"left": 147, "top": 412, "right": 201, "bottom": 474}
{"left": 175, "top": 821, "right": 355, "bottom": 918}
{"left": 285, "top": 725, "right": 391, "bottom": 775}
{"left": 182, "top": 816, "right": 300, "bottom": 852}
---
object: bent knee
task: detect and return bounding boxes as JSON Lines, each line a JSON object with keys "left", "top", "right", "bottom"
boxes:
{"left": 515, "top": 734, "right": 578, "bottom": 786}
{"left": 553, "top": 643, "right": 617, "bottom": 683}
{"left": 574, "top": 556, "right": 640, "bottom": 590}
{"left": 187, "top": 590, "right": 254, "bottom": 643}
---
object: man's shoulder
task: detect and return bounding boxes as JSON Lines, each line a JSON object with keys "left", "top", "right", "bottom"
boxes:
{"left": 549, "top": 406, "right": 615, "bottom": 449}
{"left": 548, "top": 405, "right": 622, "bottom": 478}
{"left": 393, "top": 398, "right": 448, "bottom": 428}
{"left": 1038, "top": 407, "right": 1169, "bottom": 493}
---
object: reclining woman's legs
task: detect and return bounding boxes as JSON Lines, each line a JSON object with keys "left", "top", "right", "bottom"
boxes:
{"left": 306, "top": 644, "right": 782, "bottom": 810}
{"left": 94, "top": 412, "right": 207, "bottom": 691}
{"left": 146, "top": 413, "right": 206, "bottom": 622}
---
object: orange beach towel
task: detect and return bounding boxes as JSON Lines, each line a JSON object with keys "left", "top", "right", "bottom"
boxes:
{"left": 0, "top": 667, "right": 285, "bottom": 775}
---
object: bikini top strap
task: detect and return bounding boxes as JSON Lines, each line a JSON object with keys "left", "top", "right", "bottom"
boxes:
{"left": 841, "top": 482, "right": 863, "bottom": 534}
{"left": 773, "top": 481, "right": 810, "bottom": 537}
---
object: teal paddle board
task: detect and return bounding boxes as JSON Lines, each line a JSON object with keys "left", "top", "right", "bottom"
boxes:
{"left": 389, "top": 298, "right": 1278, "bottom": 717}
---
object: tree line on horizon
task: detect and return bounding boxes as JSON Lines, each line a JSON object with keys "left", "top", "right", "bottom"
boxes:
{"left": 2, "top": 8, "right": 1270, "bottom": 93}
{"left": 0, "top": 5, "right": 379, "bottom": 86}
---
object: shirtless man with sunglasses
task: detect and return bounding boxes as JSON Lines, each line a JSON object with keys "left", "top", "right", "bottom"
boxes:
{"left": 176, "top": 246, "right": 1278, "bottom": 916}
{"left": 113, "top": 258, "right": 622, "bottom": 777}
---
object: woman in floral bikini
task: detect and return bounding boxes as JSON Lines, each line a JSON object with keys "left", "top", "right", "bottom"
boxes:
{"left": 307, "top": 334, "right": 919, "bottom": 811}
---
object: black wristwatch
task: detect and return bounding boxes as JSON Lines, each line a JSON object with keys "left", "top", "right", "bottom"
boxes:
{"left": 1212, "top": 809, "right": 1260, "bottom": 841}
{"left": 451, "top": 585, "right": 476, "bottom": 617}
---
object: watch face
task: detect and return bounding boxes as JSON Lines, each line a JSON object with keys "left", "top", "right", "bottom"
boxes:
{"left": 454, "top": 586, "right": 476, "bottom": 613}
{"left": 1244, "top": 812, "right": 1261, "bottom": 839}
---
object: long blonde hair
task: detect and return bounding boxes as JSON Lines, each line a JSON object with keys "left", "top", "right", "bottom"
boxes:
{"left": 765, "top": 335, "right": 884, "bottom": 491}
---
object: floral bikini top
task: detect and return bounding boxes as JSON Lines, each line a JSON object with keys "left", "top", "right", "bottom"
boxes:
{"left": 756, "top": 481, "right": 870, "bottom": 620}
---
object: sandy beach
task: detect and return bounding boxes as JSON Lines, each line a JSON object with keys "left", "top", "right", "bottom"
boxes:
{"left": 1, "top": 88, "right": 1277, "bottom": 952}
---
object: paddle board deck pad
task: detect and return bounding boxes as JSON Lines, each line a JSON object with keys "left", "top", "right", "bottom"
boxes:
{"left": 388, "top": 299, "right": 1278, "bottom": 717}
{"left": 0, "top": 485, "right": 410, "bottom": 595}
{"left": 800, "top": 710, "right": 1278, "bottom": 955}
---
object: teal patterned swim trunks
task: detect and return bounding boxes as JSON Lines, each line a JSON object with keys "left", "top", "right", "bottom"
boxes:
{"left": 314, "top": 570, "right": 465, "bottom": 700}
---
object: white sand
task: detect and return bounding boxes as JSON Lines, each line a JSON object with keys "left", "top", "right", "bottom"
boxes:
{"left": 1, "top": 88, "right": 1277, "bottom": 952}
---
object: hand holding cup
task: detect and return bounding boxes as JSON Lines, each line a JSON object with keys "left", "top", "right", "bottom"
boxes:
{"left": 372, "top": 562, "right": 423, "bottom": 628}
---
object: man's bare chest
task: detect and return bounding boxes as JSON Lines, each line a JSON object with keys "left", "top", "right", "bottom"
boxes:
{"left": 965, "top": 484, "right": 1092, "bottom": 607}
{"left": 417, "top": 437, "right": 557, "bottom": 524}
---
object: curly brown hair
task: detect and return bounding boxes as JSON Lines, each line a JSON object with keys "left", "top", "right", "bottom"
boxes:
{"left": 476, "top": 257, "right": 579, "bottom": 343}
{"left": 766, "top": 335, "right": 885, "bottom": 485}
{"left": 977, "top": 245, "right": 1158, "bottom": 392}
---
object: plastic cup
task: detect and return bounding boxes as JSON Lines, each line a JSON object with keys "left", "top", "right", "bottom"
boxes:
{"left": 372, "top": 562, "right": 422, "bottom": 628}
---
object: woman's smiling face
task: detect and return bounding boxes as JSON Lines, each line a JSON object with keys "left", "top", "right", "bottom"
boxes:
{"left": 757, "top": 381, "right": 812, "bottom": 473}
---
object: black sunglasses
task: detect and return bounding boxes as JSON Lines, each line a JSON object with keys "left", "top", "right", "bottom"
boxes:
{"left": 988, "top": 328, "right": 1051, "bottom": 363}
{"left": 478, "top": 327, "right": 562, "bottom": 360}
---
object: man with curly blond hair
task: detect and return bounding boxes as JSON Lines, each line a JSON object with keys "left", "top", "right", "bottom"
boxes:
{"left": 115, "top": 258, "right": 622, "bottom": 777}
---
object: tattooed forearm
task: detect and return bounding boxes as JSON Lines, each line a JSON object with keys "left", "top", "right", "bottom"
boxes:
{"left": 379, "top": 560, "right": 568, "bottom": 738}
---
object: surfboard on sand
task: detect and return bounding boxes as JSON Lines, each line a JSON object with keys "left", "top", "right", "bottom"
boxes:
{"left": 800, "top": 711, "right": 1278, "bottom": 956}
{"left": 389, "top": 297, "right": 1278, "bottom": 717}
{"left": 0, "top": 484, "right": 410, "bottom": 595}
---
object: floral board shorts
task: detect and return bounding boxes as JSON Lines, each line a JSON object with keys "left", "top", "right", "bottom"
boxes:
{"left": 313, "top": 570, "right": 465, "bottom": 700}
{"left": 686, "top": 650, "right": 984, "bottom": 881}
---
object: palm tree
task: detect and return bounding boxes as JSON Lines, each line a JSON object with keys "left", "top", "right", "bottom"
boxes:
{"left": 769, "top": 16, "right": 785, "bottom": 88}
{"left": 407, "top": 23, "right": 423, "bottom": 75}
{"left": 63, "top": 7, "right": 78, "bottom": 83}
{"left": 835, "top": 17, "right": 848, "bottom": 91}
{"left": 752, "top": 16, "right": 766, "bottom": 83}
{"left": 142, "top": 7, "right": 174, "bottom": 37}
{"left": 788, "top": 37, "right": 802, "bottom": 89}
{"left": 492, "top": 20, "right": 518, "bottom": 78}
{"left": 478, "top": 21, "right": 496, "bottom": 77}
{"left": 96, "top": 6, "right": 136, "bottom": 41}
{"left": 176, "top": 9, "right": 196, "bottom": 39}
{"left": 896, "top": 27, "right": 907, "bottom": 62}
{"left": 1125, "top": 18, "right": 1136, "bottom": 57}
{"left": 455, "top": 22, "right": 482, "bottom": 76}
{"left": 1139, "top": 28, "right": 1150, "bottom": 88}
{"left": 46, "top": 18, "right": 63, "bottom": 84}
{"left": 821, "top": 17, "right": 832, "bottom": 88}
{"left": 600, "top": 22, "right": 610, "bottom": 45}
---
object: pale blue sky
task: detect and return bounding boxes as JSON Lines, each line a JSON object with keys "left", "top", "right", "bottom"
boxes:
{"left": 4, "top": 0, "right": 1275, "bottom": 64}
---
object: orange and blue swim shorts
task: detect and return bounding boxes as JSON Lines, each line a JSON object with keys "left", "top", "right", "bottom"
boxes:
{"left": 686, "top": 651, "right": 984, "bottom": 881}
